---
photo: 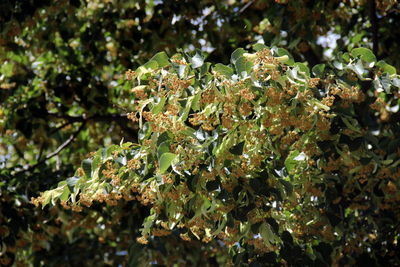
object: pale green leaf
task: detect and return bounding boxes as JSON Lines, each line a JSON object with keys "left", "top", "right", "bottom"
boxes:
{"left": 150, "top": 52, "right": 170, "bottom": 67}
{"left": 159, "top": 152, "right": 177, "bottom": 173}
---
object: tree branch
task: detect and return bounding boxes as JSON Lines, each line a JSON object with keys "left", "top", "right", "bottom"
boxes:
{"left": 47, "top": 112, "right": 138, "bottom": 142}
{"left": 15, "top": 122, "right": 86, "bottom": 174}
{"left": 44, "top": 122, "right": 86, "bottom": 161}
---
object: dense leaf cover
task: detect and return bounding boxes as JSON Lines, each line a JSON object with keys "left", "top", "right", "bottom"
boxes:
{"left": 38, "top": 46, "right": 400, "bottom": 266}
{"left": 1, "top": 0, "right": 400, "bottom": 266}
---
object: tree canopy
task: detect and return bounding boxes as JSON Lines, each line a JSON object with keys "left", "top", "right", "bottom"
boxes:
{"left": 1, "top": 0, "right": 400, "bottom": 266}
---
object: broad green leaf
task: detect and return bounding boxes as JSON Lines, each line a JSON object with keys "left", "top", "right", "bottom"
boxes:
{"left": 252, "top": 43, "right": 268, "bottom": 51}
{"left": 376, "top": 60, "right": 396, "bottom": 75}
{"left": 235, "top": 56, "right": 253, "bottom": 78}
{"left": 41, "top": 190, "right": 53, "bottom": 208}
{"left": 143, "top": 60, "right": 159, "bottom": 70}
{"left": 191, "top": 92, "right": 201, "bottom": 111}
{"left": 157, "top": 141, "right": 170, "bottom": 159}
{"left": 82, "top": 159, "right": 92, "bottom": 178}
{"left": 294, "top": 62, "right": 310, "bottom": 76}
{"left": 200, "top": 62, "right": 211, "bottom": 76}
{"left": 351, "top": 47, "right": 376, "bottom": 63}
{"left": 285, "top": 150, "right": 300, "bottom": 173}
{"left": 260, "top": 222, "right": 276, "bottom": 246}
{"left": 181, "top": 127, "right": 196, "bottom": 138}
{"left": 151, "top": 97, "right": 166, "bottom": 115}
{"left": 231, "top": 48, "right": 246, "bottom": 64}
{"left": 66, "top": 177, "right": 79, "bottom": 189}
{"left": 159, "top": 152, "right": 177, "bottom": 173}
{"left": 59, "top": 186, "right": 71, "bottom": 202}
{"left": 150, "top": 52, "right": 170, "bottom": 67}
{"left": 213, "top": 63, "right": 234, "bottom": 78}
{"left": 136, "top": 60, "right": 158, "bottom": 79}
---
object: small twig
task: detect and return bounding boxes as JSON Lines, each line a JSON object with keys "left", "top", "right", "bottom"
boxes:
{"left": 49, "top": 120, "right": 74, "bottom": 135}
{"left": 14, "top": 112, "right": 136, "bottom": 174}
{"left": 43, "top": 122, "right": 86, "bottom": 160}
{"left": 37, "top": 142, "right": 45, "bottom": 161}
{"left": 239, "top": 0, "right": 255, "bottom": 14}
{"left": 15, "top": 122, "right": 86, "bottom": 174}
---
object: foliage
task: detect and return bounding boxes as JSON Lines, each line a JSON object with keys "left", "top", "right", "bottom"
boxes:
{"left": 36, "top": 45, "right": 400, "bottom": 266}
{"left": 1, "top": 0, "right": 400, "bottom": 266}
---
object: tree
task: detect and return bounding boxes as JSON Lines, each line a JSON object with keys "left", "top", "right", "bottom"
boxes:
{"left": 1, "top": 0, "right": 399, "bottom": 266}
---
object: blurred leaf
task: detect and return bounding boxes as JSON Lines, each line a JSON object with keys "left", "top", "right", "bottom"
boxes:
{"left": 159, "top": 152, "right": 176, "bottom": 173}
{"left": 213, "top": 63, "right": 234, "bottom": 78}
{"left": 351, "top": 47, "right": 376, "bottom": 63}
{"left": 150, "top": 52, "right": 170, "bottom": 68}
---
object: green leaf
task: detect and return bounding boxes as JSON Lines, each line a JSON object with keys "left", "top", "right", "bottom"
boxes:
{"left": 66, "top": 177, "right": 79, "bottom": 189}
{"left": 294, "top": 62, "right": 310, "bottom": 76}
{"left": 59, "top": 186, "right": 71, "bottom": 202}
{"left": 143, "top": 60, "right": 159, "bottom": 70}
{"left": 159, "top": 152, "right": 177, "bottom": 173}
{"left": 41, "top": 190, "right": 53, "bottom": 208}
{"left": 0, "top": 61, "right": 14, "bottom": 77}
{"left": 284, "top": 150, "right": 300, "bottom": 173}
{"left": 175, "top": 64, "right": 188, "bottom": 78}
{"left": 136, "top": 60, "right": 159, "bottom": 79}
{"left": 150, "top": 52, "right": 170, "bottom": 67}
{"left": 157, "top": 141, "right": 170, "bottom": 159}
{"left": 235, "top": 56, "right": 253, "bottom": 78}
{"left": 180, "top": 96, "right": 193, "bottom": 121}
{"left": 200, "top": 62, "right": 211, "bottom": 76}
{"left": 213, "top": 63, "right": 234, "bottom": 78}
{"left": 393, "top": 78, "right": 400, "bottom": 88}
{"left": 252, "top": 43, "right": 268, "bottom": 51}
{"left": 312, "top": 64, "right": 325, "bottom": 77}
{"left": 151, "top": 97, "right": 166, "bottom": 115}
{"left": 351, "top": 47, "right": 376, "bottom": 63}
{"left": 376, "top": 60, "right": 396, "bottom": 75}
{"left": 347, "top": 60, "right": 367, "bottom": 79}
{"left": 191, "top": 92, "right": 201, "bottom": 111}
{"left": 260, "top": 222, "right": 277, "bottom": 246}
{"left": 138, "top": 122, "right": 150, "bottom": 141}
{"left": 190, "top": 52, "right": 204, "bottom": 68}
{"left": 82, "top": 159, "right": 92, "bottom": 178}
{"left": 231, "top": 48, "right": 246, "bottom": 64}
{"left": 181, "top": 127, "right": 196, "bottom": 138}
{"left": 275, "top": 47, "right": 294, "bottom": 66}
